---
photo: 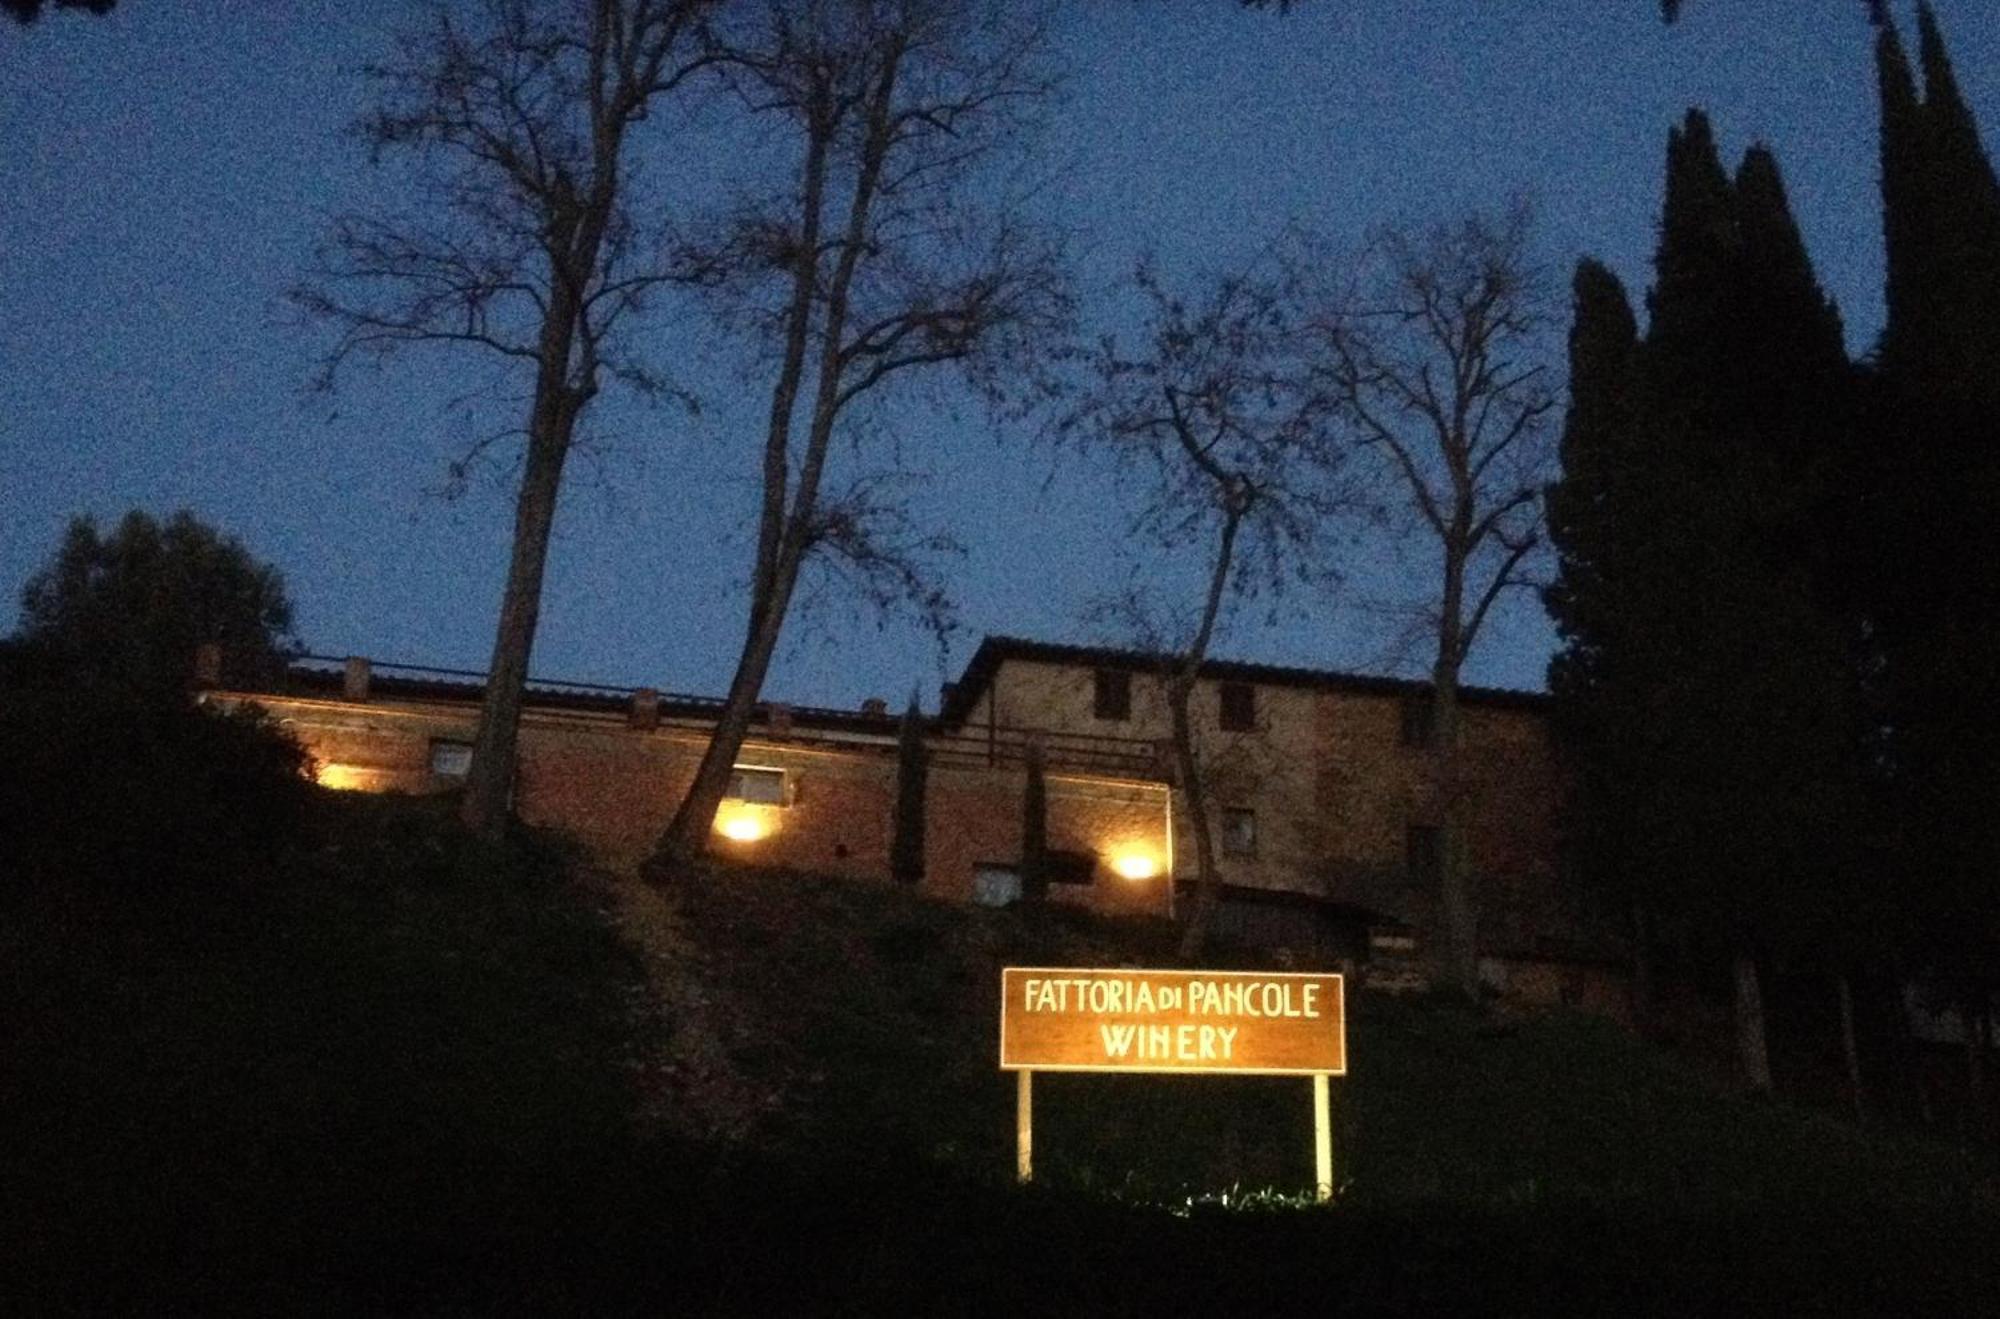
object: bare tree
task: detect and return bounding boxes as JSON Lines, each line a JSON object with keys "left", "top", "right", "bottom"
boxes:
{"left": 295, "top": 0, "right": 716, "bottom": 840}
{"left": 1068, "top": 258, "right": 1345, "bottom": 959}
{"left": 1300, "top": 204, "right": 1558, "bottom": 1000}
{"left": 647, "top": 0, "right": 1070, "bottom": 874}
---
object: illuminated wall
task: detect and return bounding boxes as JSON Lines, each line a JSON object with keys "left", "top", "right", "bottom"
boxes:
{"left": 218, "top": 690, "right": 1177, "bottom": 918}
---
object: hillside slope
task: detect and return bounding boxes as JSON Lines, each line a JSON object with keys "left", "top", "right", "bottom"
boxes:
{"left": 636, "top": 863, "right": 1992, "bottom": 1214}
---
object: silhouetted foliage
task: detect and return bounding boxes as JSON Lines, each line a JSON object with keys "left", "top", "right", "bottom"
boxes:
{"left": 16, "top": 509, "right": 298, "bottom": 700}
{"left": 2, "top": 0, "right": 114, "bottom": 24}
{"left": 4, "top": 511, "right": 312, "bottom": 889}
{"left": 1544, "top": 111, "right": 1863, "bottom": 1093}
{"left": 0, "top": 649, "right": 313, "bottom": 892}
{"left": 1864, "top": 3, "right": 2000, "bottom": 1078}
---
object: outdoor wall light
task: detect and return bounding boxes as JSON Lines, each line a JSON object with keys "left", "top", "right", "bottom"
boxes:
{"left": 315, "top": 763, "right": 374, "bottom": 791}
{"left": 714, "top": 805, "right": 775, "bottom": 842}
{"left": 1111, "top": 852, "right": 1160, "bottom": 881}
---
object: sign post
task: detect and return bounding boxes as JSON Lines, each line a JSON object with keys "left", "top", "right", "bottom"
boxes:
{"left": 1017, "top": 1068, "right": 1033, "bottom": 1184}
{"left": 1000, "top": 967, "right": 1346, "bottom": 1201}
{"left": 1312, "top": 1071, "right": 1332, "bottom": 1201}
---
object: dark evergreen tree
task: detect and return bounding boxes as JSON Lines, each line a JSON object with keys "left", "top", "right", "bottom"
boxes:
{"left": 1545, "top": 112, "right": 1861, "bottom": 1094}
{"left": 1545, "top": 259, "right": 1655, "bottom": 1011}
{"left": 1867, "top": 2, "right": 2000, "bottom": 1102}
{"left": 890, "top": 696, "right": 929, "bottom": 886}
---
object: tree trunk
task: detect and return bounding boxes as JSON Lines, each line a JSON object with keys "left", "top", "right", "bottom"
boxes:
{"left": 647, "top": 584, "right": 793, "bottom": 876}
{"left": 1173, "top": 681, "right": 1221, "bottom": 961}
{"left": 1431, "top": 641, "right": 1478, "bottom": 1003}
{"left": 1734, "top": 950, "right": 1775, "bottom": 1095}
{"left": 461, "top": 386, "right": 579, "bottom": 840}
{"left": 1171, "top": 501, "right": 1244, "bottom": 963}
{"left": 1838, "top": 971, "right": 1866, "bottom": 1126}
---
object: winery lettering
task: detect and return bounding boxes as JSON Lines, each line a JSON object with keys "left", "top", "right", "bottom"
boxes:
{"left": 1000, "top": 967, "right": 1346, "bottom": 1076}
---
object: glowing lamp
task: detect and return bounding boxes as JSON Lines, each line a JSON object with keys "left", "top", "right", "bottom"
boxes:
{"left": 1111, "top": 852, "right": 1160, "bottom": 881}
{"left": 316, "top": 763, "right": 373, "bottom": 792}
{"left": 715, "top": 806, "right": 774, "bottom": 842}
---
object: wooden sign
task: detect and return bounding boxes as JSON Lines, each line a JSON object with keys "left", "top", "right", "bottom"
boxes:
{"left": 1000, "top": 966, "right": 1346, "bottom": 1076}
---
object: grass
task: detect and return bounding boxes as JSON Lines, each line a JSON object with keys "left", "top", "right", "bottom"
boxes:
{"left": 2, "top": 793, "right": 653, "bottom": 1311}
{"left": 675, "top": 863, "right": 1991, "bottom": 1212}
{"left": 5, "top": 804, "right": 1996, "bottom": 1313}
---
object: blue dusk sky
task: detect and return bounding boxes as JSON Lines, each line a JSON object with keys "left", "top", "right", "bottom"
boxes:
{"left": 4, "top": 1, "right": 1995, "bottom": 710}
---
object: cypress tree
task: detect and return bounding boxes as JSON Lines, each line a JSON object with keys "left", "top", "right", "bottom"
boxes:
{"left": 890, "top": 695, "right": 928, "bottom": 886}
{"left": 1545, "top": 259, "right": 1659, "bottom": 1018}
{"left": 1546, "top": 114, "right": 1861, "bottom": 1093}
{"left": 1870, "top": 1, "right": 2000, "bottom": 1094}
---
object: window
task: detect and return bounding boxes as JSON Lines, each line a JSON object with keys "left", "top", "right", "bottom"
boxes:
{"left": 1400, "top": 690, "right": 1435, "bottom": 748}
{"left": 973, "top": 863, "right": 1022, "bottom": 907}
{"left": 1406, "top": 824, "right": 1442, "bottom": 890}
{"left": 1221, "top": 807, "right": 1257, "bottom": 857}
{"left": 430, "top": 739, "right": 473, "bottom": 777}
{"left": 1219, "top": 681, "right": 1256, "bottom": 732}
{"left": 1093, "top": 668, "right": 1131, "bottom": 721}
{"left": 726, "top": 765, "right": 787, "bottom": 805}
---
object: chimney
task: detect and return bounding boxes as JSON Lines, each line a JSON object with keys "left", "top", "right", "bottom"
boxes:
{"left": 939, "top": 681, "right": 959, "bottom": 711}
{"left": 629, "top": 687, "right": 660, "bottom": 731}
{"left": 860, "top": 697, "right": 888, "bottom": 718}
{"left": 769, "top": 703, "right": 794, "bottom": 735}
{"left": 342, "top": 656, "right": 372, "bottom": 701}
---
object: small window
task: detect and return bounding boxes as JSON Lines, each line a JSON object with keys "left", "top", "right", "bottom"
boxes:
{"left": 430, "top": 739, "right": 473, "bottom": 778}
{"left": 726, "top": 765, "right": 787, "bottom": 805}
{"left": 1093, "top": 668, "right": 1131, "bottom": 721}
{"left": 1400, "top": 690, "right": 1435, "bottom": 748}
{"left": 1219, "top": 682, "right": 1256, "bottom": 732}
{"left": 1406, "top": 824, "right": 1442, "bottom": 889}
{"left": 973, "top": 863, "right": 1022, "bottom": 907}
{"left": 1221, "top": 807, "right": 1257, "bottom": 857}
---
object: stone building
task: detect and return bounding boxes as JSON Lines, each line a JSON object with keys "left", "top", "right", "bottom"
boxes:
{"left": 206, "top": 634, "right": 1626, "bottom": 1007}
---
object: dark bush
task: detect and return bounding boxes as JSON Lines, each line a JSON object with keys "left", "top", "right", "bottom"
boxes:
{"left": 0, "top": 650, "right": 313, "bottom": 890}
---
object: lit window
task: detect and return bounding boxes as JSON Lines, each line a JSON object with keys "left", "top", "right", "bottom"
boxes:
{"left": 1093, "top": 668, "right": 1131, "bottom": 721}
{"left": 1221, "top": 807, "right": 1257, "bottom": 857}
{"left": 726, "top": 765, "right": 787, "bottom": 805}
{"left": 430, "top": 739, "right": 473, "bottom": 777}
{"left": 1219, "top": 682, "right": 1256, "bottom": 731}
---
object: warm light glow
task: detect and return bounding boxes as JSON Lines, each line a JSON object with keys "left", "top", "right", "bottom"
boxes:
{"left": 714, "top": 804, "right": 777, "bottom": 842}
{"left": 1111, "top": 852, "right": 1160, "bottom": 881}
{"left": 316, "top": 763, "right": 376, "bottom": 792}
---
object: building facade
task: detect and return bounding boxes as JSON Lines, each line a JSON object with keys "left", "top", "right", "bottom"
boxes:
{"left": 208, "top": 635, "right": 1625, "bottom": 1007}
